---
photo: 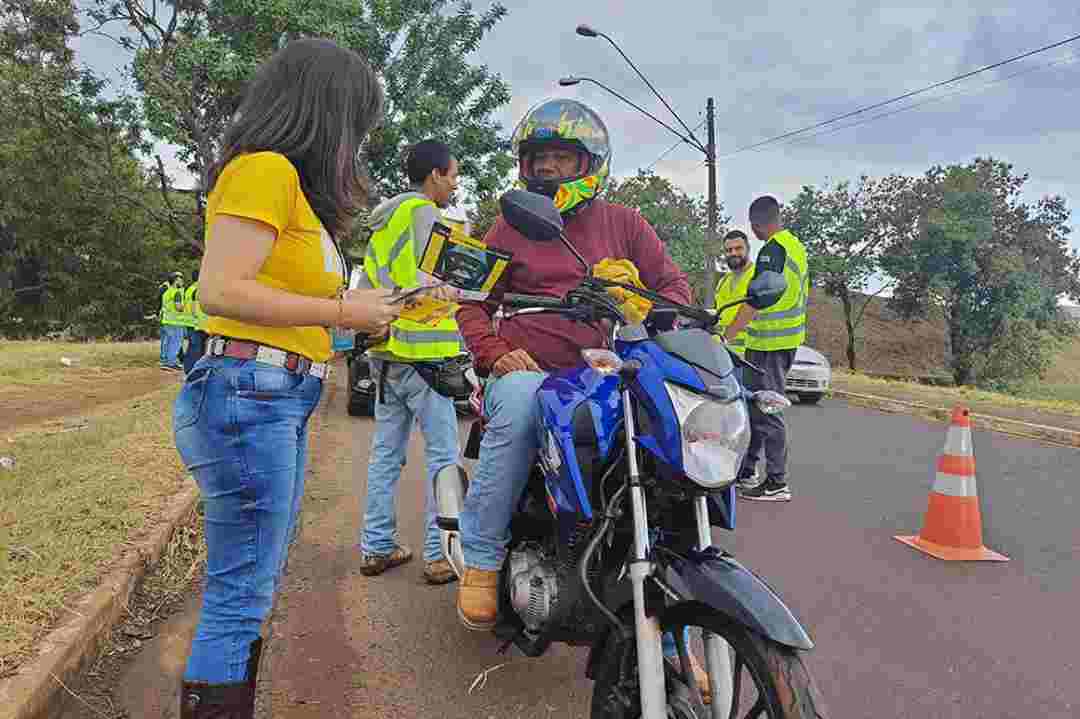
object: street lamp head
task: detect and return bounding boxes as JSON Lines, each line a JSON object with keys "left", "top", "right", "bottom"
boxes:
{"left": 558, "top": 76, "right": 582, "bottom": 87}
{"left": 576, "top": 24, "right": 599, "bottom": 38}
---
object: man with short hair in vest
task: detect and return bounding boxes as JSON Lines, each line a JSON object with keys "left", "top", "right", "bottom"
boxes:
{"left": 357, "top": 139, "right": 463, "bottom": 585}
{"left": 721, "top": 196, "right": 809, "bottom": 502}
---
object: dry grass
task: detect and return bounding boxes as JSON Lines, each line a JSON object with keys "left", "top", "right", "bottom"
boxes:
{"left": 834, "top": 369, "right": 1080, "bottom": 418}
{"left": 0, "top": 340, "right": 159, "bottom": 389}
{"left": 0, "top": 385, "right": 187, "bottom": 676}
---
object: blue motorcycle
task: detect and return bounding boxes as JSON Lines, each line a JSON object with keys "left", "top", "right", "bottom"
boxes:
{"left": 434, "top": 191, "right": 826, "bottom": 719}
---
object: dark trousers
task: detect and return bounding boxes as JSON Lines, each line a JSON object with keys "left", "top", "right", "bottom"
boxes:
{"left": 183, "top": 330, "right": 208, "bottom": 375}
{"left": 739, "top": 348, "right": 796, "bottom": 484}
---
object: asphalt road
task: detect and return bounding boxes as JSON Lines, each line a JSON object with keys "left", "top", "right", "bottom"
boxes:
{"left": 90, "top": 379, "right": 1079, "bottom": 718}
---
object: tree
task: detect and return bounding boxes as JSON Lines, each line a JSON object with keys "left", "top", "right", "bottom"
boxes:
{"left": 882, "top": 160, "right": 1080, "bottom": 386}
{"left": 783, "top": 174, "right": 918, "bottom": 370}
{"left": 89, "top": 0, "right": 515, "bottom": 251}
{"left": 467, "top": 193, "right": 502, "bottom": 240}
{"left": 606, "top": 171, "right": 729, "bottom": 302}
{"left": 0, "top": 0, "right": 189, "bottom": 337}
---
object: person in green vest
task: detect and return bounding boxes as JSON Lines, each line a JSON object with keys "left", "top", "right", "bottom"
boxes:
{"left": 714, "top": 229, "right": 755, "bottom": 357}
{"left": 182, "top": 269, "right": 209, "bottom": 375}
{"left": 721, "top": 195, "right": 809, "bottom": 502}
{"left": 357, "top": 139, "right": 463, "bottom": 585}
{"left": 158, "top": 271, "right": 186, "bottom": 370}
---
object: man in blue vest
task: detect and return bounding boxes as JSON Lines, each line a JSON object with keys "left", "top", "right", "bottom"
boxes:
{"left": 721, "top": 196, "right": 809, "bottom": 502}
{"left": 357, "top": 140, "right": 463, "bottom": 585}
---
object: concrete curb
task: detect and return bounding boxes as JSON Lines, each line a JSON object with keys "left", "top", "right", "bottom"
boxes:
{"left": 832, "top": 388, "right": 1080, "bottom": 449}
{"left": 0, "top": 483, "right": 201, "bottom": 719}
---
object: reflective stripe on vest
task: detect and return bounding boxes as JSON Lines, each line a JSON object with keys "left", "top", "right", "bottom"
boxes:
{"left": 364, "top": 197, "right": 461, "bottom": 360}
{"left": 747, "top": 230, "right": 809, "bottom": 351}
{"left": 714, "top": 262, "right": 754, "bottom": 356}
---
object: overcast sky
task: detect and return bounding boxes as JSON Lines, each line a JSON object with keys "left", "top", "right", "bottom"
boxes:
{"left": 72, "top": 1, "right": 1080, "bottom": 264}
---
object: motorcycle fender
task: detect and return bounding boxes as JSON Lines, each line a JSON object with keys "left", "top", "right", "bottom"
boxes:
{"left": 661, "top": 549, "right": 813, "bottom": 650}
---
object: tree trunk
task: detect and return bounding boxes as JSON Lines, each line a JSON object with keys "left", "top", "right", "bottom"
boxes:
{"left": 948, "top": 309, "right": 974, "bottom": 386}
{"left": 839, "top": 289, "right": 858, "bottom": 371}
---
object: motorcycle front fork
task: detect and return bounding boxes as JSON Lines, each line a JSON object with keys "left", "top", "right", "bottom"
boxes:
{"left": 624, "top": 389, "right": 734, "bottom": 719}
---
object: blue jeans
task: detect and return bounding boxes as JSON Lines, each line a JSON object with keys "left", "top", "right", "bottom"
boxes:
{"left": 159, "top": 325, "right": 183, "bottom": 367}
{"left": 183, "top": 329, "right": 207, "bottom": 375}
{"left": 460, "top": 371, "right": 548, "bottom": 571}
{"left": 360, "top": 361, "right": 458, "bottom": 563}
{"left": 174, "top": 356, "right": 322, "bottom": 683}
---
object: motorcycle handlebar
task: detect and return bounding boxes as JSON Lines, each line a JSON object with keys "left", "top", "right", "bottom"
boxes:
{"left": 502, "top": 293, "right": 567, "bottom": 310}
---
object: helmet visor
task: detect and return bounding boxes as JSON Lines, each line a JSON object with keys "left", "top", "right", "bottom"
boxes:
{"left": 519, "top": 142, "right": 591, "bottom": 183}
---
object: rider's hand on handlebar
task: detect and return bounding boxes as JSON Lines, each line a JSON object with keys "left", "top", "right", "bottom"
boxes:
{"left": 492, "top": 349, "right": 541, "bottom": 377}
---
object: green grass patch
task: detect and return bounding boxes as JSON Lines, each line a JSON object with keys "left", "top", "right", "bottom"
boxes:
{"left": 0, "top": 385, "right": 187, "bottom": 676}
{"left": 0, "top": 340, "right": 160, "bottom": 388}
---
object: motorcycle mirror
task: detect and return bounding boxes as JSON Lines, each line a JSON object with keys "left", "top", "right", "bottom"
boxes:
{"left": 499, "top": 190, "right": 564, "bottom": 243}
{"left": 746, "top": 270, "right": 787, "bottom": 309}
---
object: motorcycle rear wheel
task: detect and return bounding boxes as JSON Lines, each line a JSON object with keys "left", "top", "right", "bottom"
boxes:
{"left": 590, "top": 604, "right": 827, "bottom": 719}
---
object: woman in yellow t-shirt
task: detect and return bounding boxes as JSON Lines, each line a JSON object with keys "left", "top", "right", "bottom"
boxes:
{"left": 172, "top": 38, "right": 394, "bottom": 715}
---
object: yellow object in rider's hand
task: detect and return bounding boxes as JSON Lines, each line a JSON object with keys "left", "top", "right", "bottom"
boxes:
{"left": 592, "top": 258, "right": 653, "bottom": 325}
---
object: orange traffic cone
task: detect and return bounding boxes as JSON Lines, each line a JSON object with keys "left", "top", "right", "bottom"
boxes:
{"left": 894, "top": 406, "right": 1009, "bottom": 561}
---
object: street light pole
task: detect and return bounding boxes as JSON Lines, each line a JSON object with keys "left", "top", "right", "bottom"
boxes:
{"left": 706, "top": 97, "right": 718, "bottom": 295}
{"left": 571, "top": 24, "right": 721, "bottom": 303}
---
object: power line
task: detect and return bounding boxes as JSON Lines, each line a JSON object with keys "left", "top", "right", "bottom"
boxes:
{"left": 760, "top": 51, "right": 1078, "bottom": 153}
{"left": 719, "top": 31, "right": 1080, "bottom": 159}
{"left": 643, "top": 118, "right": 706, "bottom": 171}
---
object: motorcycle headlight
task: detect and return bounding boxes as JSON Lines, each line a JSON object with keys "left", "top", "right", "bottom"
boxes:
{"left": 664, "top": 382, "right": 751, "bottom": 489}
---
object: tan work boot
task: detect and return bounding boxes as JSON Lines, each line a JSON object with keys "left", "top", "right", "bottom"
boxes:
{"left": 358, "top": 545, "right": 413, "bottom": 576}
{"left": 456, "top": 567, "right": 499, "bottom": 631}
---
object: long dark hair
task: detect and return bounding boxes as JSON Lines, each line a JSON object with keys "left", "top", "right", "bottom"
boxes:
{"left": 209, "top": 38, "right": 384, "bottom": 237}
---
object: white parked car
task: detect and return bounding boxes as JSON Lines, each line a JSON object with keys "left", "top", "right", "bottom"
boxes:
{"left": 786, "top": 346, "right": 831, "bottom": 404}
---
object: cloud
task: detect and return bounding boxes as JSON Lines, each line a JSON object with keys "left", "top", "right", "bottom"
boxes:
{"left": 70, "top": 0, "right": 1080, "bottom": 250}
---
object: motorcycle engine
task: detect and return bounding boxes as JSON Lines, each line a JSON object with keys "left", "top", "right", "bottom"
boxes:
{"left": 508, "top": 543, "right": 560, "bottom": 632}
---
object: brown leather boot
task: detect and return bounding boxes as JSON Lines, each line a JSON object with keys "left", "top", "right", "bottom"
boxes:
{"left": 179, "top": 680, "right": 254, "bottom": 718}
{"left": 179, "top": 639, "right": 262, "bottom": 718}
{"left": 456, "top": 567, "right": 498, "bottom": 631}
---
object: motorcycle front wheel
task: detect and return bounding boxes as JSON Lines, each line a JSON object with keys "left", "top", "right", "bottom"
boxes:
{"left": 590, "top": 604, "right": 827, "bottom": 719}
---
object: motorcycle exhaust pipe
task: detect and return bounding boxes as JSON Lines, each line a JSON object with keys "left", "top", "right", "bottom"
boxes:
{"left": 434, "top": 464, "right": 469, "bottom": 578}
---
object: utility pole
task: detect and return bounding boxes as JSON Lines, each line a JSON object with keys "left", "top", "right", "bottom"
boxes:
{"left": 705, "top": 97, "right": 718, "bottom": 298}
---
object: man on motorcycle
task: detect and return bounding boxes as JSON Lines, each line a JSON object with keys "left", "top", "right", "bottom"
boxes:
{"left": 454, "top": 98, "right": 692, "bottom": 627}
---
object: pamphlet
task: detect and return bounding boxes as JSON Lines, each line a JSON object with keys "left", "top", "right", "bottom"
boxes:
{"left": 418, "top": 222, "right": 513, "bottom": 302}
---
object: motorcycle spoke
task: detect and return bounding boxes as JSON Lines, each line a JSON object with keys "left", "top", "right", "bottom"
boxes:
{"left": 741, "top": 696, "right": 767, "bottom": 719}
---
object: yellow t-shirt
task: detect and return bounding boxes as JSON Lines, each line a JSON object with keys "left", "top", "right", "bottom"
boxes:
{"left": 204, "top": 152, "right": 347, "bottom": 362}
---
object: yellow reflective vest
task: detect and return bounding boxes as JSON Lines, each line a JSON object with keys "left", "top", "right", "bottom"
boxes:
{"left": 714, "top": 262, "right": 755, "bottom": 356}
{"left": 184, "top": 282, "right": 209, "bottom": 330}
{"left": 747, "top": 229, "right": 809, "bottom": 352}
{"left": 160, "top": 285, "right": 186, "bottom": 327}
{"left": 363, "top": 194, "right": 461, "bottom": 360}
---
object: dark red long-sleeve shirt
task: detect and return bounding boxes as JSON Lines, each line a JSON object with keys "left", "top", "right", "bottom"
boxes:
{"left": 456, "top": 199, "right": 692, "bottom": 374}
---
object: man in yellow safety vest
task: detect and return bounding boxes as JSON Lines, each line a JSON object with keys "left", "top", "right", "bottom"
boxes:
{"left": 158, "top": 272, "right": 186, "bottom": 371}
{"left": 721, "top": 196, "right": 809, "bottom": 502}
{"left": 357, "top": 139, "right": 463, "bottom": 585}
{"left": 182, "top": 270, "right": 209, "bottom": 375}
{"left": 714, "top": 229, "right": 755, "bottom": 357}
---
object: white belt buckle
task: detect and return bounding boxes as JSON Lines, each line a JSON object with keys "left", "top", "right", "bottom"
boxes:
{"left": 309, "top": 363, "right": 330, "bottom": 380}
{"left": 255, "top": 345, "right": 288, "bottom": 368}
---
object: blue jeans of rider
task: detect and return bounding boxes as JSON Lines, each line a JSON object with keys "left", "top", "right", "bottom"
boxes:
{"left": 159, "top": 325, "right": 183, "bottom": 367}
{"left": 460, "top": 371, "right": 690, "bottom": 655}
{"left": 460, "top": 370, "right": 548, "bottom": 571}
{"left": 174, "top": 356, "right": 322, "bottom": 683}
{"left": 360, "top": 361, "right": 457, "bottom": 564}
